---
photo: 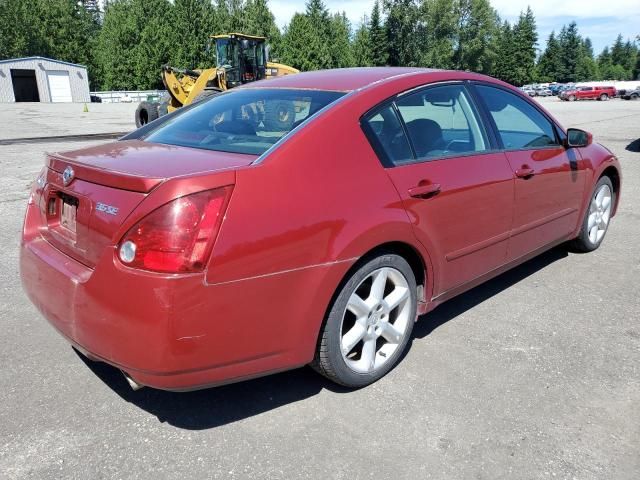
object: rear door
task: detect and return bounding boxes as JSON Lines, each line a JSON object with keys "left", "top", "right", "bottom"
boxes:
{"left": 363, "top": 83, "right": 514, "bottom": 296}
{"left": 473, "top": 83, "right": 586, "bottom": 261}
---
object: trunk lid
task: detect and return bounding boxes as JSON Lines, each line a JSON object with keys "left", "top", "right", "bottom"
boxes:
{"left": 40, "top": 140, "right": 255, "bottom": 267}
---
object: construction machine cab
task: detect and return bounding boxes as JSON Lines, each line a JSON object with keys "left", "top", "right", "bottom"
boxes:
{"left": 134, "top": 32, "right": 299, "bottom": 128}
{"left": 212, "top": 33, "right": 267, "bottom": 88}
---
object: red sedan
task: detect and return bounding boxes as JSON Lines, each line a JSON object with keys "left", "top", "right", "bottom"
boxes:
{"left": 21, "top": 68, "right": 621, "bottom": 390}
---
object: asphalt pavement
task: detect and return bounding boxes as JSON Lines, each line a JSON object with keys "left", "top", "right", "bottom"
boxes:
{"left": 0, "top": 97, "right": 638, "bottom": 479}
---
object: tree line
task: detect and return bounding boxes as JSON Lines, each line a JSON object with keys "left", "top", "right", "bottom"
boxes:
{"left": 0, "top": 0, "right": 638, "bottom": 91}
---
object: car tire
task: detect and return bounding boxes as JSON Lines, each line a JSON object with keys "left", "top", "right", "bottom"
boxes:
{"left": 134, "top": 101, "right": 159, "bottom": 128}
{"left": 568, "top": 95, "right": 576, "bottom": 101}
{"left": 570, "top": 176, "right": 615, "bottom": 252}
{"left": 311, "top": 254, "right": 417, "bottom": 388}
{"left": 192, "top": 88, "right": 221, "bottom": 104}
{"left": 599, "top": 93, "right": 609, "bottom": 101}
{"left": 631, "top": 94, "right": 639, "bottom": 101}
{"left": 263, "top": 100, "right": 296, "bottom": 131}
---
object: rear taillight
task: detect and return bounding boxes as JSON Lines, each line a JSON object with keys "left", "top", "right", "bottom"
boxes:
{"left": 118, "top": 187, "right": 232, "bottom": 273}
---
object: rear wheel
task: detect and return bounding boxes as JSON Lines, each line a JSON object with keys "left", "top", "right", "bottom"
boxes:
{"left": 312, "top": 254, "right": 417, "bottom": 388}
{"left": 134, "top": 101, "right": 159, "bottom": 128}
{"left": 599, "top": 93, "right": 609, "bottom": 101}
{"left": 570, "top": 176, "right": 614, "bottom": 252}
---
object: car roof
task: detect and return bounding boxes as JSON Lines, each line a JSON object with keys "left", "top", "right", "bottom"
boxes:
{"left": 243, "top": 67, "right": 443, "bottom": 92}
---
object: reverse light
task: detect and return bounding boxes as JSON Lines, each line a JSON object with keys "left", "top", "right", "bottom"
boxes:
{"left": 118, "top": 187, "right": 232, "bottom": 273}
{"left": 119, "top": 241, "right": 136, "bottom": 263}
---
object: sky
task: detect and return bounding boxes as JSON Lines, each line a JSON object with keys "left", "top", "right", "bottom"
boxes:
{"left": 269, "top": 0, "right": 640, "bottom": 54}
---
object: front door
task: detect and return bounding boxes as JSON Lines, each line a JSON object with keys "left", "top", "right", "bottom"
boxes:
{"left": 474, "top": 84, "right": 586, "bottom": 260}
{"left": 363, "top": 83, "right": 515, "bottom": 296}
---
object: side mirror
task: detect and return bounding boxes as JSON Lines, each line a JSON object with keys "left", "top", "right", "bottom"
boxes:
{"left": 566, "top": 128, "right": 592, "bottom": 148}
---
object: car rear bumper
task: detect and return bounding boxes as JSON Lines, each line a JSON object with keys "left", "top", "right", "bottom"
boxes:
{"left": 21, "top": 201, "right": 352, "bottom": 390}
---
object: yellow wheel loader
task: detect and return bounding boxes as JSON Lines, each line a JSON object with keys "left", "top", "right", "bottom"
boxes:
{"left": 135, "top": 33, "right": 299, "bottom": 128}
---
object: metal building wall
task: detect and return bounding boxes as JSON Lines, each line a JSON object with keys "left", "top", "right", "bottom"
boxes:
{"left": 0, "top": 57, "right": 90, "bottom": 103}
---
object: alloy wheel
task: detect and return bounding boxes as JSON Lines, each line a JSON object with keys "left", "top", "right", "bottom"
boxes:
{"left": 588, "top": 184, "right": 612, "bottom": 244}
{"left": 339, "top": 267, "right": 412, "bottom": 374}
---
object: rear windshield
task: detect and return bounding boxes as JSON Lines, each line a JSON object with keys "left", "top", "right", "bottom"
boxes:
{"left": 145, "top": 89, "right": 345, "bottom": 155}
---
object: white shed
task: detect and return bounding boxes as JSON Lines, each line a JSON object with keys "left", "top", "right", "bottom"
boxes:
{"left": 0, "top": 57, "right": 90, "bottom": 103}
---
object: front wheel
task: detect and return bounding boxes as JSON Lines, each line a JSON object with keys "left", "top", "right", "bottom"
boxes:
{"left": 599, "top": 93, "right": 609, "bottom": 101}
{"left": 312, "top": 254, "right": 417, "bottom": 388}
{"left": 570, "top": 176, "right": 614, "bottom": 252}
{"left": 568, "top": 95, "right": 576, "bottom": 101}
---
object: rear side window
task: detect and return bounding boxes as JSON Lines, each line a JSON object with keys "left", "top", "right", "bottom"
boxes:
{"left": 475, "top": 85, "right": 560, "bottom": 150}
{"left": 395, "top": 84, "right": 488, "bottom": 161}
{"left": 145, "top": 89, "right": 344, "bottom": 155}
{"left": 362, "top": 105, "right": 413, "bottom": 165}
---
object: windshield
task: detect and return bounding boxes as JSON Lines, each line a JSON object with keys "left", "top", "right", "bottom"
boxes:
{"left": 145, "top": 89, "right": 345, "bottom": 155}
{"left": 216, "top": 39, "right": 238, "bottom": 68}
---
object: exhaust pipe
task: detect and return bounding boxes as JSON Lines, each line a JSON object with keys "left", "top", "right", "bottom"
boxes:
{"left": 122, "top": 371, "right": 145, "bottom": 391}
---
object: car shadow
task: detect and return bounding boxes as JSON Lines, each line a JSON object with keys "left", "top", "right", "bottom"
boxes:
{"left": 625, "top": 138, "right": 640, "bottom": 152}
{"left": 412, "top": 247, "right": 568, "bottom": 338}
{"left": 78, "top": 246, "right": 568, "bottom": 430}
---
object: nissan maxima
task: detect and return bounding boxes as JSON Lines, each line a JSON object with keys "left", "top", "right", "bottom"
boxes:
{"left": 21, "top": 68, "right": 621, "bottom": 390}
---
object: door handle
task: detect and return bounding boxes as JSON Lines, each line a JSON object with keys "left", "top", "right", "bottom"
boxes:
{"left": 408, "top": 182, "right": 441, "bottom": 199}
{"left": 515, "top": 167, "right": 535, "bottom": 179}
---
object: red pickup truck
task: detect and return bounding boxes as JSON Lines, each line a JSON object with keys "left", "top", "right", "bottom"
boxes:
{"left": 560, "top": 85, "right": 616, "bottom": 101}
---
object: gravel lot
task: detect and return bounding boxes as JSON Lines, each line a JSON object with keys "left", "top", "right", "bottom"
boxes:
{"left": 1, "top": 97, "right": 639, "bottom": 479}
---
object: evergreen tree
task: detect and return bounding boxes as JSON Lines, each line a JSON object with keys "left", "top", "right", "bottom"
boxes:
{"left": 558, "top": 22, "right": 583, "bottom": 82}
{"left": 493, "top": 21, "right": 517, "bottom": 83}
{"left": 369, "top": 0, "right": 388, "bottom": 66}
{"left": 214, "top": 0, "right": 232, "bottom": 32}
{"left": 622, "top": 40, "right": 638, "bottom": 75}
{"left": 598, "top": 36, "right": 636, "bottom": 80}
{"left": 280, "top": 0, "right": 334, "bottom": 71}
{"left": 510, "top": 6, "right": 537, "bottom": 85}
{"left": 352, "top": 16, "right": 373, "bottom": 66}
{"left": 96, "top": 0, "right": 172, "bottom": 90}
{"left": 610, "top": 34, "right": 626, "bottom": 66}
{"left": 168, "top": 0, "right": 216, "bottom": 69}
{"left": 384, "top": 0, "right": 421, "bottom": 67}
{"left": 419, "top": 0, "right": 455, "bottom": 68}
{"left": 577, "top": 37, "right": 598, "bottom": 80}
{"left": 331, "top": 12, "right": 354, "bottom": 67}
{"left": 451, "top": 0, "right": 499, "bottom": 74}
{"left": 597, "top": 46, "right": 613, "bottom": 79}
{"left": 537, "top": 31, "right": 563, "bottom": 82}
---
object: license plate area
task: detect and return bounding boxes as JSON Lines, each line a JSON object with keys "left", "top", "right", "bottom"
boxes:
{"left": 58, "top": 192, "right": 78, "bottom": 234}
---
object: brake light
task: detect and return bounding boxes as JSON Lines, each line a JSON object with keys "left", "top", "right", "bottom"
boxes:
{"left": 118, "top": 187, "right": 232, "bottom": 273}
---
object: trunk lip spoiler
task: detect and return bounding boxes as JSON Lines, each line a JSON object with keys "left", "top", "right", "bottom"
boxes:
{"left": 47, "top": 154, "right": 165, "bottom": 193}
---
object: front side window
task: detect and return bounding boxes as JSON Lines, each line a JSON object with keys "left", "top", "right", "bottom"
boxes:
{"left": 395, "top": 84, "right": 488, "bottom": 161}
{"left": 145, "top": 89, "right": 344, "bottom": 155}
{"left": 475, "top": 84, "right": 560, "bottom": 150}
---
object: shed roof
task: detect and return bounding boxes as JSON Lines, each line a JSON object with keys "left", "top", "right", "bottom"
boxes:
{"left": 0, "top": 56, "right": 87, "bottom": 69}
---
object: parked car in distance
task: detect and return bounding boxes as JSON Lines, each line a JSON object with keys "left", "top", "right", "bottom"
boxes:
{"left": 535, "top": 87, "right": 553, "bottom": 97}
{"left": 560, "top": 85, "right": 616, "bottom": 101}
{"left": 21, "top": 68, "right": 622, "bottom": 391}
{"left": 621, "top": 88, "right": 639, "bottom": 100}
{"left": 549, "top": 84, "right": 564, "bottom": 95}
{"left": 521, "top": 86, "right": 536, "bottom": 97}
